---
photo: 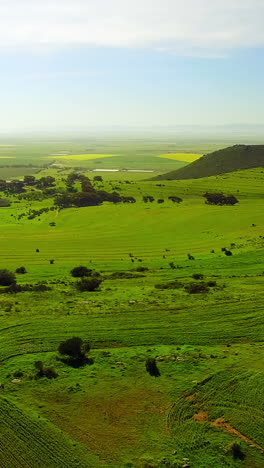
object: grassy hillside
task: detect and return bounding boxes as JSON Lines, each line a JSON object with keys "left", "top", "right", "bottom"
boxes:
{"left": 1, "top": 164, "right": 264, "bottom": 466}
{"left": 153, "top": 144, "right": 264, "bottom": 180}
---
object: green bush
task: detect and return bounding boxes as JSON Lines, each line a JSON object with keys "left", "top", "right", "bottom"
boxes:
{"left": 0, "top": 269, "right": 16, "bottom": 286}
{"left": 146, "top": 358, "right": 160, "bottom": 377}
{"left": 70, "top": 266, "right": 92, "bottom": 277}
{"left": 16, "top": 266, "right": 27, "bottom": 274}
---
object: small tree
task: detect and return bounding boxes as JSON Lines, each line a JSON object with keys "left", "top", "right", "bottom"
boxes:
{"left": 0, "top": 269, "right": 16, "bottom": 286}
{"left": 58, "top": 337, "right": 92, "bottom": 367}
{"left": 146, "top": 358, "right": 160, "bottom": 377}
{"left": 58, "top": 337, "right": 85, "bottom": 359}
{"left": 70, "top": 266, "right": 92, "bottom": 277}
{"left": 16, "top": 266, "right": 27, "bottom": 274}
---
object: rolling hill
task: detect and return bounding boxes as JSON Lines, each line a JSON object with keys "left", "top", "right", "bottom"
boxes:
{"left": 152, "top": 144, "right": 264, "bottom": 180}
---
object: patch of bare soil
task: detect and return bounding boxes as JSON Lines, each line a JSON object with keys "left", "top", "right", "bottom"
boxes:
{"left": 193, "top": 410, "right": 208, "bottom": 422}
{"left": 211, "top": 418, "right": 264, "bottom": 453}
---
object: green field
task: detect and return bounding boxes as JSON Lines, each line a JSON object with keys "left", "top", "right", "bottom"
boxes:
{"left": 158, "top": 153, "right": 203, "bottom": 163}
{"left": 1, "top": 141, "right": 264, "bottom": 467}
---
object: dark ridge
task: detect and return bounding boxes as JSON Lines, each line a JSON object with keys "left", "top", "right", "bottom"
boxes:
{"left": 151, "top": 144, "right": 264, "bottom": 180}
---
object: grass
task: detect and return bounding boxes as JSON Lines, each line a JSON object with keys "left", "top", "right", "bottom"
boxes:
{"left": 1, "top": 146, "right": 264, "bottom": 466}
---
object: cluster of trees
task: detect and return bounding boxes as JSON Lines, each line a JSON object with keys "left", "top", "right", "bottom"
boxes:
{"left": 0, "top": 175, "right": 56, "bottom": 195}
{"left": 203, "top": 192, "right": 239, "bottom": 206}
{"left": 18, "top": 206, "right": 56, "bottom": 221}
{"left": 143, "top": 195, "right": 182, "bottom": 203}
{"left": 55, "top": 172, "right": 136, "bottom": 208}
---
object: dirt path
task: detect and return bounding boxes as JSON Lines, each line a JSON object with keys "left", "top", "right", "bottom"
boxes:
{"left": 211, "top": 418, "right": 264, "bottom": 454}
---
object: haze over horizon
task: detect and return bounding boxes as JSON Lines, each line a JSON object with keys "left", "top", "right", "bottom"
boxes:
{"left": 1, "top": 1, "right": 264, "bottom": 132}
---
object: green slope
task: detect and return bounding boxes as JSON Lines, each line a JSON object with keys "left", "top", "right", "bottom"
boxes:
{"left": 152, "top": 144, "right": 264, "bottom": 180}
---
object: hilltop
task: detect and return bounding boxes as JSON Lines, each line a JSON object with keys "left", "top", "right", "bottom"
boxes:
{"left": 152, "top": 144, "right": 264, "bottom": 180}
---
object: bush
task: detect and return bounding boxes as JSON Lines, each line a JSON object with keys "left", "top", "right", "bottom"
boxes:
{"left": 15, "top": 266, "right": 27, "bottom": 274}
{"left": 192, "top": 273, "right": 204, "bottom": 280}
{"left": 168, "top": 196, "right": 183, "bottom": 203}
{"left": 203, "top": 192, "right": 238, "bottom": 206}
{"left": 146, "top": 358, "right": 160, "bottom": 377}
{"left": 207, "top": 280, "right": 217, "bottom": 287}
{"left": 58, "top": 337, "right": 92, "bottom": 367}
{"left": 185, "top": 282, "right": 209, "bottom": 294}
{"left": 226, "top": 443, "right": 245, "bottom": 460}
{"left": 225, "top": 250, "right": 233, "bottom": 256}
{"left": 0, "top": 269, "right": 16, "bottom": 286}
{"left": 76, "top": 277, "right": 102, "bottom": 292}
{"left": 135, "top": 267, "right": 149, "bottom": 272}
{"left": 71, "top": 266, "right": 92, "bottom": 278}
{"left": 34, "top": 361, "right": 57, "bottom": 379}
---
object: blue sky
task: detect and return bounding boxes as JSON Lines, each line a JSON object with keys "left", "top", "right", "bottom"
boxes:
{"left": 0, "top": 0, "right": 264, "bottom": 131}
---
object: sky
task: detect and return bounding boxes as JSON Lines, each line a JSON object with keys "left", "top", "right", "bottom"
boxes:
{"left": 0, "top": 0, "right": 264, "bottom": 132}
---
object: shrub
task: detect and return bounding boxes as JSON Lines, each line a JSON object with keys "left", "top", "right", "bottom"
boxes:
{"left": 71, "top": 266, "right": 92, "bottom": 277}
{"left": 225, "top": 250, "right": 233, "bottom": 256}
{"left": 135, "top": 267, "right": 149, "bottom": 272}
{"left": 203, "top": 192, "right": 238, "bottom": 206}
{"left": 143, "top": 195, "right": 155, "bottom": 203}
{"left": 0, "top": 269, "right": 16, "bottom": 286}
{"left": 157, "top": 199, "right": 164, "bottom": 203}
{"left": 207, "top": 280, "right": 217, "bottom": 287}
{"left": 16, "top": 266, "right": 27, "bottom": 274}
{"left": 187, "top": 254, "right": 195, "bottom": 260}
{"left": 58, "top": 337, "right": 92, "bottom": 367}
{"left": 146, "top": 358, "right": 160, "bottom": 377}
{"left": 76, "top": 277, "right": 102, "bottom": 292}
{"left": 192, "top": 273, "right": 204, "bottom": 280}
{"left": 185, "top": 282, "right": 209, "bottom": 294}
{"left": 168, "top": 196, "right": 183, "bottom": 203}
{"left": 226, "top": 443, "right": 245, "bottom": 460}
{"left": 34, "top": 361, "right": 57, "bottom": 379}
{"left": 169, "top": 262, "right": 176, "bottom": 269}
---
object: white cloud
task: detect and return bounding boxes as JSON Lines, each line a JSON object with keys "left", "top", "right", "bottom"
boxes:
{"left": 0, "top": 0, "right": 264, "bottom": 55}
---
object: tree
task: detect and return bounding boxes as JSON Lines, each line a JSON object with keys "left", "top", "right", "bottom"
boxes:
{"left": 6, "top": 180, "right": 25, "bottom": 194}
{"left": 71, "top": 266, "right": 92, "bottom": 277}
{"left": 58, "top": 337, "right": 92, "bottom": 367}
{"left": 58, "top": 337, "right": 85, "bottom": 358}
{"left": 0, "top": 269, "right": 16, "bottom": 286}
{"left": 93, "top": 175, "right": 103, "bottom": 182}
{"left": 146, "top": 358, "right": 160, "bottom": 377}
{"left": 16, "top": 266, "right": 27, "bottom": 274}
{"left": 168, "top": 196, "right": 183, "bottom": 203}
{"left": 203, "top": 192, "right": 238, "bottom": 206}
{"left": 36, "top": 176, "right": 55, "bottom": 189}
{"left": 24, "top": 175, "right": 36, "bottom": 186}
